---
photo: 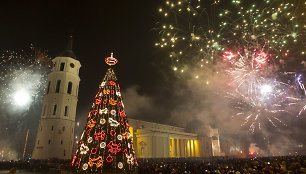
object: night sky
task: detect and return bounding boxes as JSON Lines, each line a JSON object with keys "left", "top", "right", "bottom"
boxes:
{"left": 0, "top": 0, "right": 172, "bottom": 120}
{"left": 0, "top": 0, "right": 179, "bottom": 157}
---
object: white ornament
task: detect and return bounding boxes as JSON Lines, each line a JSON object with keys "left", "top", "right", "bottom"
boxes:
{"left": 251, "top": 35, "right": 257, "bottom": 40}
{"left": 101, "top": 82, "right": 106, "bottom": 87}
{"left": 118, "top": 162, "right": 123, "bottom": 169}
{"left": 80, "top": 144, "right": 89, "bottom": 155}
{"left": 100, "top": 142, "right": 106, "bottom": 148}
{"left": 126, "top": 154, "right": 134, "bottom": 165}
{"left": 87, "top": 137, "right": 93, "bottom": 143}
{"left": 99, "top": 92, "right": 102, "bottom": 97}
{"left": 82, "top": 163, "right": 88, "bottom": 170}
{"left": 100, "top": 118, "right": 106, "bottom": 124}
{"left": 99, "top": 108, "right": 108, "bottom": 115}
{"left": 128, "top": 143, "right": 131, "bottom": 148}
{"left": 272, "top": 12, "right": 278, "bottom": 20}
{"left": 116, "top": 91, "right": 121, "bottom": 96}
{"left": 122, "top": 102, "right": 124, "bottom": 108}
{"left": 110, "top": 110, "right": 116, "bottom": 116}
{"left": 117, "top": 135, "right": 122, "bottom": 141}
{"left": 109, "top": 118, "right": 120, "bottom": 127}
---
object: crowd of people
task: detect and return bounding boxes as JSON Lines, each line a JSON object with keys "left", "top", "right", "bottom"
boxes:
{"left": 137, "top": 156, "right": 306, "bottom": 174}
{"left": 0, "top": 156, "right": 305, "bottom": 173}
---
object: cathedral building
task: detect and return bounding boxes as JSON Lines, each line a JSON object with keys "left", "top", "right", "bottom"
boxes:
{"left": 128, "top": 118, "right": 224, "bottom": 158}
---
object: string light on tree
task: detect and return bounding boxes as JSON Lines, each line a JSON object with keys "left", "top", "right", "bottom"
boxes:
{"left": 72, "top": 53, "right": 137, "bottom": 173}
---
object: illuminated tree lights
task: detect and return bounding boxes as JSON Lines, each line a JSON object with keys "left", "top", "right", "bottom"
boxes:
{"left": 72, "top": 55, "right": 137, "bottom": 173}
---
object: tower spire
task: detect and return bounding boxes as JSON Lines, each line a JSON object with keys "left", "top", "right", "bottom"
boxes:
{"left": 67, "top": 35, "right": 73, "bottom": 50}
{"left": 58, "top": 36, "right": 77, "bottom": 59}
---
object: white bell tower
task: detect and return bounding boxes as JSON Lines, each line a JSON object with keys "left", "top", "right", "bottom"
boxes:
{"left": 32, "top": 36, "right": 81, "bottom": 160}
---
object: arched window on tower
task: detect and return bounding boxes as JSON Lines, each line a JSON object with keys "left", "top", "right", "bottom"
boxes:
{"left": 67, "top": 82, "right": 72, "bottom": 94}
{"left": 60, "top": 62, "right": 65, "bottom": 71}
{"left": 64, "top": 106, "right": 68, "bottom": 116}
{"left": 42, "top": 105, "right": 46, "bottom": 116}
{"left": 56, "top": 80, "right": 61, "bottom": 93}
{"left": 47, "top": 81, "right": 51, "bottom": 94}
{"left": 53, "top": 105, "right": 57, "bottom": 115}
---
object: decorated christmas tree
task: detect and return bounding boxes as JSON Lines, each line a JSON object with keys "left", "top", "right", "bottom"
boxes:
{"left": 72, "top": 53, "right": 137, "bottom": 173}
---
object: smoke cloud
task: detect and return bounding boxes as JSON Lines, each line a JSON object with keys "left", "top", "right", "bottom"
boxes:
{"left": 168, "top": 62, "right": 306, "bottom": 156}
{"left": 122, "top": 85, "right": 156, "bottom": 120}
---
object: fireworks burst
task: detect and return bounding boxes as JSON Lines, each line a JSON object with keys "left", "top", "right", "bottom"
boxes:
{"left": 156, "top": 0, "right": 305, "bottom": 77}
{"left": 156, "top": 0, "right": 305, "bottom": 133}
{"left": 155, "top": 0, "right": 221, "bottom": 76}
{"left": 218, "top": 0, "right": 305, "bottom": 132}
{"left": 293, "top": 73, "right": 306, "bottom": 117}
{"left": 218, "top": 0, "right": 305, "bottom": 62}
{"left": 222, "top": 50, "right": 291, "bottom": 133}
{"left": 0, "top": 47, "right": 51, "bottom": 112}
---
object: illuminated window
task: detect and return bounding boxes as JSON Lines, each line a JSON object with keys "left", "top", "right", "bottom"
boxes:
{"left": 67, "top": 82, "right": 72, "bottom": 94}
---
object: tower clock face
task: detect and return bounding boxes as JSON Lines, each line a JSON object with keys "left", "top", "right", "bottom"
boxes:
{"left": 70, "top": 63, "right": 75, "bottom": 68}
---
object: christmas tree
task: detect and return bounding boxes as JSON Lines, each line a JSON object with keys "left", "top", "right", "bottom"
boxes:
{"left": 72, "top": 53, "right": 137, "bottom": 173}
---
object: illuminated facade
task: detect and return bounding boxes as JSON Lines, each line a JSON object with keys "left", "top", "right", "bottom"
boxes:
{"left": 32, "top": 37, "right": 81, "bottom": 160}
{"left": 128, "top": 118, "right": 224, "bottom": 158}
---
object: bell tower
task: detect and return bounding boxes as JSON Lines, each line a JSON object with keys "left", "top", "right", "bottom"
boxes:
{"left": 32, "top": 36, "right": 81, "bottom": 160}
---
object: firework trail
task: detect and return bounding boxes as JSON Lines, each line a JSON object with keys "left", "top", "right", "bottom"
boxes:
{"left": 293, "top": 73, "right": 306, "bottom": 117}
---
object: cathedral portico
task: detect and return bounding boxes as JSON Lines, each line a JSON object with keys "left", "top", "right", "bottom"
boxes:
{"left": 127, "top": 118, "right": 223, "bottom": 158}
